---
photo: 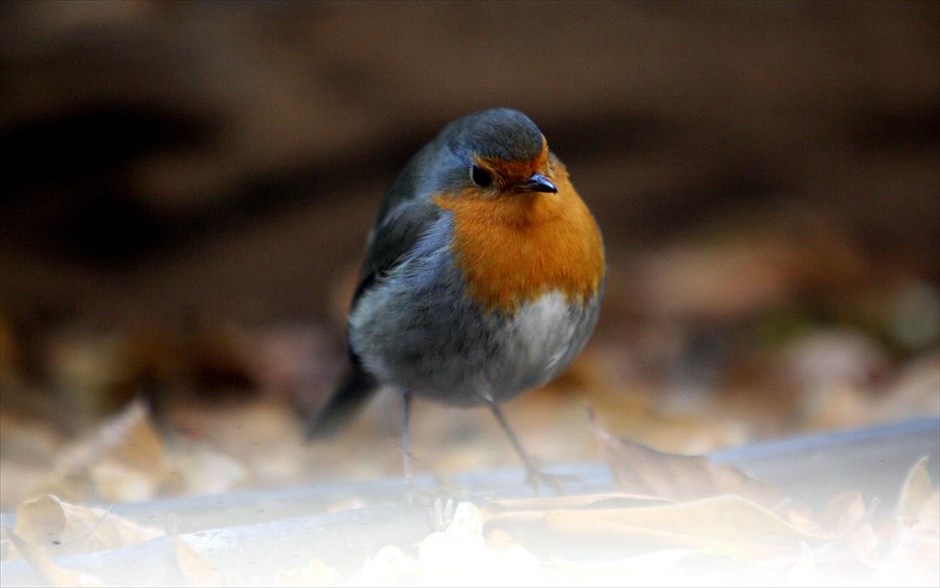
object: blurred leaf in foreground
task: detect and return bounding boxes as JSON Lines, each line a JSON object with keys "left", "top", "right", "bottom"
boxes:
{"left": 589, "top": 406, "right": 790, "bottom": 511}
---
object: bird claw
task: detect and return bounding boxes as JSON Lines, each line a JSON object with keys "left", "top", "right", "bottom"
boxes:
{"left": 405, "top": 484, "right": 461, "bottom": 531}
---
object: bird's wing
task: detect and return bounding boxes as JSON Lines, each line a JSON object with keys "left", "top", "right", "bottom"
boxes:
{"left": 350, "top": 138, "right": 446, "bottom": 309}
{"left": 306, "top": 163, "right": 442, "bottom": 440}
{"left": 350, "top": 196, "right": 442, "bottom": 309}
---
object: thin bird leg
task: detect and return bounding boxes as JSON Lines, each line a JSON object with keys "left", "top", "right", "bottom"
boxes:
{"left": 401, "top": 389, "right": 458, "bottom": 527}
{"left": 401, "top": 390, "right": 414, "bottom": 489}
{"left": 487, "top": 401, "right": 563, "bottom": 493}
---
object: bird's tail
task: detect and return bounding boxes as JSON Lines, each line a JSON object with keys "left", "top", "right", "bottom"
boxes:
{"left": 306, "top": 359, "right": 379, "bottom": 439}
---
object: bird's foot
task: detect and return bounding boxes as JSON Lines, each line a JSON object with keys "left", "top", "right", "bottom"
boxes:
{"left": 405, "top": 480, "right": 463, "bottom": 531}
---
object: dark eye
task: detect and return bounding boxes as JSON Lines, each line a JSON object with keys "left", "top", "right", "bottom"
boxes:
{"left": 470, "top": 164, "right": 493, "bottom": 188}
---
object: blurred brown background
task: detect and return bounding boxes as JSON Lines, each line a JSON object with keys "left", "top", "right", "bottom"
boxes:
{"left": 1, "top": 1, "right": 938, "bottom": 502}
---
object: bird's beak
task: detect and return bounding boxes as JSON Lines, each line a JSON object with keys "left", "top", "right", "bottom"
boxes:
{"left": 523, "top": 173, "right": 557, "bottom": 194}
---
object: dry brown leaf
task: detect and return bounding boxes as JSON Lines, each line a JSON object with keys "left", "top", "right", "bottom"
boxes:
{"left": 547, "top": 494, "right": 819, "bottom": 551}
{"left": 788, "top": 458, "right": 939, "bottom": 585}
{"left": 486, "top": 493, "right": 828, "bottom": 561}
{"left": 864, "top": 457, "right": 940, "bottom": 584}
{"left": 816, "top": 491, "right": 871, "bottom": 537}
{"left": 590, "top": 409, "right": 790, "bottom": 511}
{"left": 89, "top": 460, "right": 160, "bottom": 504}
{"left": 7, "top": 531, "right": 104, "bottom": 587}
{"left": 12, "top": 494, "right": 163, "bottom": 557}
{"left": 0, "top": 459, "right": 57, "bottom": 513}
{"left": 895, "top": 456, "right": 934, "bottom": 519}
{"left": 162, "top": 438, "right": 248, "bottom": 496}
{"left": 48, "top": 400, "right": 169, "bottom": 502}
{"left": 95, "top": 401, "right": 165, "bottom": 467}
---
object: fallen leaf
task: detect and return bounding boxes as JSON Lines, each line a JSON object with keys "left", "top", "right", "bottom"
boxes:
{"left": 163, "top": 437, "right": 248, "bottom": 496}
{"left": 48, "top": 400, "right": 169, "bottom": 503}
{"left": 546, "top": 494, "right": 817, "bottom": 552}
{"left": 590, "top": 408, "right": 790, "bottom": 511}
{"left": 7, "top": 531, "right": 104, "bottom": 587}
{"left": 865, "top": 457, "right": 940, "bottom": 585}
{"left": 895, "top": 456, "right": 934, "bottom": 519}
{"left": 89, "top": 460, "right": 160, "bottom": 503}
{"left": 486, "top": 493, "right": 826, "bottom": 561}
{"left": 816, "top": 491, "right": 870, "bottom": 537}
{"left": 13, "top": 494, "right": 163, "bottom": 557}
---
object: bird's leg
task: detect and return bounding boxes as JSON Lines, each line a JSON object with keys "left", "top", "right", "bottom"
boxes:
{"left": 401, "top": 389, "right": 414, "bottom": 491}
{"left": 487, "top": 401, "right": 566, "bottom": 494}
{"left": 401, "top": 390, "right": 460, "bottom": 529}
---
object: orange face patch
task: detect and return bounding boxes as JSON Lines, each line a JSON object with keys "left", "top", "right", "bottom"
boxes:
{"left": 475, "top": 136, "right": 551, "bottom": 188}
{"left": 433, "top": 159, "right": 605, "bottom": 313}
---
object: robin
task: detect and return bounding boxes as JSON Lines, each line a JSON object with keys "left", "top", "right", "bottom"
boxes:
{"left": 308, "top": 108, "right": 606, "bottom": 488}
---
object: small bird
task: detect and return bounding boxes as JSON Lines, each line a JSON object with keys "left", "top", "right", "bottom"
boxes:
{"left": 308, "top": 108, "right": 606, "bottom": 488}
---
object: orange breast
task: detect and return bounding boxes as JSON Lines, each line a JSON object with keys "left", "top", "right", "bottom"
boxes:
{"left": 433, "top": 162, "right": 605, "bottom": 314}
